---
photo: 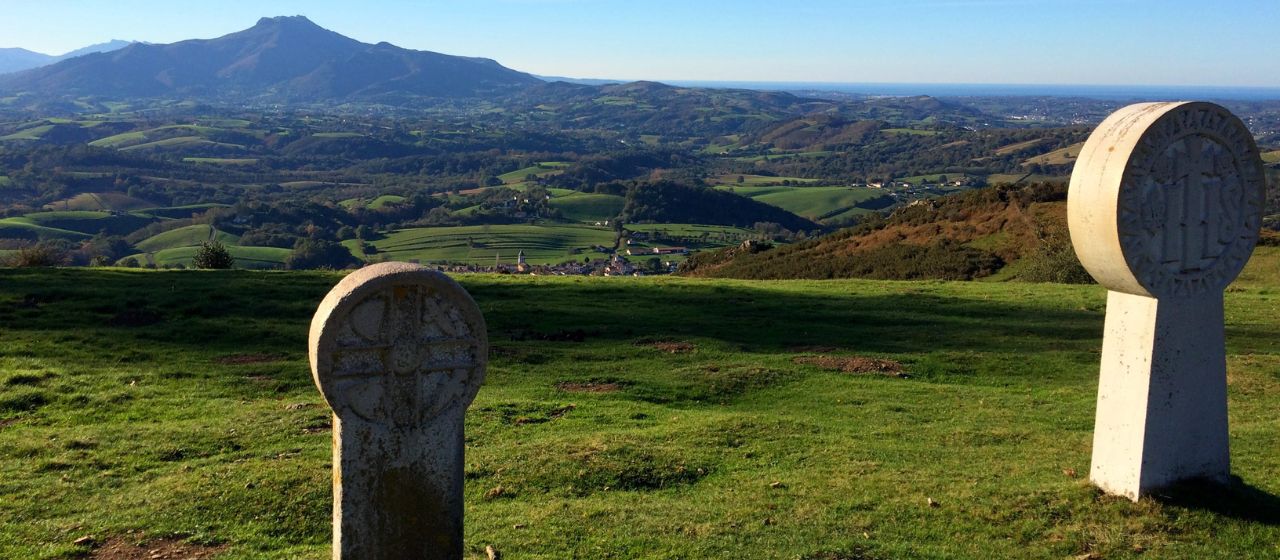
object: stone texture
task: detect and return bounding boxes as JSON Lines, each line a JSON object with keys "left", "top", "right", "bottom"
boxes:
{"left": 1068, "top": 101, "right": 1265, "bottom": 500}
{"left": 309, "top": 262, "right": 488, "bottom": 559}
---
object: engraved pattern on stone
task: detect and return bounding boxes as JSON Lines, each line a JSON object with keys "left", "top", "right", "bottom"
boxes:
{"left": 324, "top": 285, "right": 481, "bottom": 428}
{"left": 1112, "top": 104, "right": 1264, "bottom": 297}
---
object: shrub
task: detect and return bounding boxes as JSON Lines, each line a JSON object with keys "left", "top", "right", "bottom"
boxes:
{"left": 6, "top": 242, "right": 68, "bottom": 267}
{"left": 192, "top": 241, "right": 235, "bottom": 269}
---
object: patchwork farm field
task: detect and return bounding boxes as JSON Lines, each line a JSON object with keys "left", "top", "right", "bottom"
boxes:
{"left": 1, "top": 260, "right": 1279, "bottom": 559}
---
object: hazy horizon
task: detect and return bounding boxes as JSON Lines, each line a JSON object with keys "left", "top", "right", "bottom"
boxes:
{"left": 2, "top": 1, "right": 1278, "bottom": 88}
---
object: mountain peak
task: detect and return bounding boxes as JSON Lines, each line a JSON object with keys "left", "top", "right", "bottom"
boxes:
{"left": 0, "top": 15, "right": 540, "bottom": 100}
{"left": 255, "top": 15, "right": 319, "bottom": 28}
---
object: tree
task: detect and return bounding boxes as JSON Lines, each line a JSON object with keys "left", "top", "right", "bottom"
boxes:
{"left": 285, "top": 239, "right": 360, "bottom": 270}
{"left": 6, "top": 241, "right": 68, "bottom": 267}
{"left": 192, "top": 241, "right": 235, "bottom": 269}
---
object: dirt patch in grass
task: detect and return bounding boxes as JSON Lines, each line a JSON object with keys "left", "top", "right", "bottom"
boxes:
{"left": 788, "top": 345, "right": 839, "bottom": 353}
{"left": 555, "top": 381, "right": 623, "bottom": 393}
{"left": 636, "top": 338, "right": 696, "bottom": 353}
{"left": 87, "top": 537, "right": 228, "bottom": 559}
{"left": 214, "top": 353, "right": 286, "bottom": 365}
{"left": 793, "top": 355, "right": 906, "bottom": 377}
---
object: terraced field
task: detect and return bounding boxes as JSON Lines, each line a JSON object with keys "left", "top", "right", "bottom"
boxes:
{"left": 354, "top": 224, "right": 618, "bottom": 265}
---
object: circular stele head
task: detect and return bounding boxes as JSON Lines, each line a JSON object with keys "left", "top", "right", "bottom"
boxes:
{"left": 309, "top": 262, "right": 488, "bottom": 427}
{"left": 1067, "top": 101, "right": 1266, "bottom": 298}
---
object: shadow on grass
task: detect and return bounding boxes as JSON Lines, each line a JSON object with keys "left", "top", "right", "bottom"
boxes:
{"left": 0, "top": 268, "right": 1113, "bottom": 359}
{"left": 1155, "top": 477, "right": 1280, "bottom": 526}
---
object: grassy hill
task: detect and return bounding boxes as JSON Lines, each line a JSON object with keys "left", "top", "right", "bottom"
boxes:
{"left": 350, "top": 224, "right": 619, "bottom": 265}
{"left": 121, "top": 245, "right": 291, "bottom": 269}
{"left": 681, "top": 183, "right": 1076, "bottom": 281}
{"left": 547, "top": 192, "right": 625, "bottom": 223}
{"left": 43, "top": 192, "right": 156, "bottom": 212}
{"left": 1, "top": 268, "right": 1279, "bottom": 559}
{"left": 0, "top": 211, "right": 155, "bottom": 238}
{"left": 715, "top": 185, "right": 894, "bottom": 223}
{"left": 133, "top": 225, "right": 240, "bottom": 253}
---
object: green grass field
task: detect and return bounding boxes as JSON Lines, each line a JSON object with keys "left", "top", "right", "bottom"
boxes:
{"left": 716, "top": 185, "right": 890, "bottom": 221}
{"left": 1023, "top": 142, "right": 1085, "bottom": 167}
{"left": 342, "top": 195, "right": 407, "bottom": 210}
{"left": 43, "top": 193, "right": 155, "bottom": 212}
{"left": 119, "top": 137, "right": 243, "bottom": 152}
{"left": 0, "top": 124, "right": 54, "bottom": 141}
{"left": 183, "top": 158, "right": 259, "bottom": 165}
{"left": 2, "top": 211, "right": 155, "bottom": 237}
{"left": 498, "top": 162, "right": 569, "bottom": 184}
{"left": 993, "top": 138, "right": 1054, "bottom": 156}
{"left": 624, "top": 223, "right": 756, "bottom": 238}
{"left": 0, "top": 219, "right": 91, "bottom": 241}
{"left": 708, "top": 174, "right": 819, "bottom": 186}
{"left": 1, "top": 256, "right": 1279, "bottom": 558}
{"left": 140, "top": 204, "right": 233, "bottom": 220}
{"left": 134, "top": 225, "right": 241, "bottom": 253}
{"left": 1262, "top": 150, "right": 1280, "bottom": 164}
{"left": 368, "top": 195, "right": 407, "bottom": 210}
{"left": 89, "top": 125, "right": 226, "bottom": 149}
{"left": 547, "top": 193, "right": 625, "bottom": 222}
{"left": 122, "top": 245, "right": 291, "bottom": 269}
{"left": 357, "top": 224, "right": 618, "bottom": 265}
{"left": 881, "top": 128, "right": 939, "bottom": 136}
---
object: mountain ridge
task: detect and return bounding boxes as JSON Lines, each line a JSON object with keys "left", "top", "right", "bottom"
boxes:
{"left": 0, "top": 16, "right": 540, "bottom": 100}
{"left": 0, "top": 40, "right": 133, "bottom": 75}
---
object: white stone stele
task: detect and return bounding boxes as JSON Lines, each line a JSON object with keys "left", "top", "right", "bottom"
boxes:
{"left": 309, "top": 262, "right": 488, "bottom": 559}
{"left": 1068, "top": 101, "right": 1266, "bottom": 501}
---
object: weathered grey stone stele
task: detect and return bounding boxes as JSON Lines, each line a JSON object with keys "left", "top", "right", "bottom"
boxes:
{"left": 1068, "top": 101, "right": 1266, "bottom": 500}
{"left": 309, "top": 262, "right": 488, "bottom": 559}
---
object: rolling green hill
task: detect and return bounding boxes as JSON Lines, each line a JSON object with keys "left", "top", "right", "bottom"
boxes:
{"left": 0, "top": 218, "right": 92, "bottom": 241}
{"left": 1, "top": 268, "right": 1278, "bottom": 559}
{"left": 121, "top": 245, "right": 291, "bottom": 269}
{"left": 2, "top": 211, "right": 155, "bottom": 237}
{"left": 548, "top": 192, "right": 625, "bottom": 222}
{"left": 43, "top": 192, "right": 156, "bottom": 212}
{"left": 352, "top": 224, "right": 617, "bottom": 265}
{"left": 134, "top": 225, "right": 241, "bottom": 253}
{"left": 682, "top": 183, "right": 1074, "bottom": 281}
{"left": 716, "top": 185, "right": 893, "bottom": 222}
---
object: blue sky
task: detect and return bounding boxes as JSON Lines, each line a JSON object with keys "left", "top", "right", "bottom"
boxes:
{"left": 2, "top": 0, "right": 1277, "bottom": 86}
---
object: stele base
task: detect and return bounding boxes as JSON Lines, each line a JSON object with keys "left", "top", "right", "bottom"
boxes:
{"left": 1089, "top": 290, "right": 1230, "bottom": 501}
{"left": 333, "top": 415, "right": 465, "bottom": 560}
